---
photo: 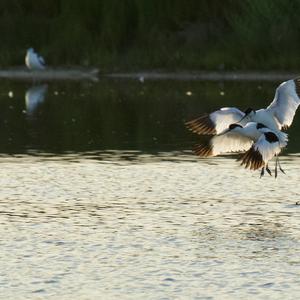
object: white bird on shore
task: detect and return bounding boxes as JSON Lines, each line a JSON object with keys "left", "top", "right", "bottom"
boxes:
{"left": 193, "top": 122, "right": 288, "bottom": 177}
{"left": 25, "top": 48, "right": 46, "bottom": 70}
{"left": 186, "top": 78, "right": 300, "bottom": 134}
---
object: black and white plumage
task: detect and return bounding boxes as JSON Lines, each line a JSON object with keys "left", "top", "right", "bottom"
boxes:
{"left": 186, "top": 107, "right": 245, "bottom": 135}
{"left": 194, "top": 122, "right": 287, "bottom": 174}
{"left": 238, "top": 130, "right": 284, "bottom": 177}
{"left": 186, "top": 78, "right": 300, "bottom": 177}
{"left": 186, "top": 78, "right": 300, "bottom": 134}
{"left": 238, "top": 125, "right": 287, "bottom": 177}
{"left": 25, "top": 48, "right": 46, "bottom": 70}
{"left": 194, "top": 123, "right": 257, "bottom": 157}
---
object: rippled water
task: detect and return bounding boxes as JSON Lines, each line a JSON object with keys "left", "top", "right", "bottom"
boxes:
{"left": 1, "top": 151, "right": 300, "bottom": 299}
{"left": 1, "top": 79, "right": 300, "bottom": 299}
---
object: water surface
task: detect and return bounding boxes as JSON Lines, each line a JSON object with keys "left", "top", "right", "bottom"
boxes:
{"left": 0, "top": 79, "right": 300, "bottom": 299}
{"left": 1, "top": 79, "right": 300, "bottom": 153}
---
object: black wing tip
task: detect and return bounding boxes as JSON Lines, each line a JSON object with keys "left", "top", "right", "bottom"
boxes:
{"left": 185, "top": 114, "right": 216, "bottom": 135}
{"left": 238, "top": 147, "right": 264, "bottom": 170}
{"left": 193, "top": 143, "right": 213, "bottom": 157}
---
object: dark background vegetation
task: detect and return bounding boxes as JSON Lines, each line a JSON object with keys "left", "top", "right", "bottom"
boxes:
{"left": 1, "top": 0, "right": 300, "bottom": 71}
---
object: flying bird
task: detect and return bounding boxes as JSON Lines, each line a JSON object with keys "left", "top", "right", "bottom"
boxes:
{"left": 193, "top": 122, "right": 288, "bottom": 177}
{"left": 186, "top": 78, "right": 300, "bottom": 134}
{"left": 186, "top": 78, "right": 300, "bottom": 177}
{"left": 25, "top": 48, "right": 46, "bottom": 70}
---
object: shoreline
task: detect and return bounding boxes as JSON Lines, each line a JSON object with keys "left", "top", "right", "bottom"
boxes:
{"left": 0, "top": 68, "right": 99, "bottom": 81}
{"left": 104, "top": 71, "right": 300, "bottom": 81}
{"left": 0, "top": 68, "right": 299, "bottom": 81}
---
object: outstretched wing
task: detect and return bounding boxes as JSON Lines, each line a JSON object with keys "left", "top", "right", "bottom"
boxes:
{"left": 267, "top": 78, "right": 300, "bottom": 129}
{"left": 186, "top": 107, "right": 244, "bottom": 135}
{"left": 194, "top": 131, "right": 253, "bottom": 157}
{"left": 239, "top": 131, "right": 281, "bottom": 170}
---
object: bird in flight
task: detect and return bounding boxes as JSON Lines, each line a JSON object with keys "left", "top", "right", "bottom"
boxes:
{"left": 25, "top": 48, "right": 46, "bottom": 70}
{"left": 186, "top": 78, "right": 300, "bottom": 177}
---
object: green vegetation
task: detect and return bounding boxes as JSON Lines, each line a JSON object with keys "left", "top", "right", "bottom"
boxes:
{"left": 1, "top": 0, "right": 300, "bottom": 71}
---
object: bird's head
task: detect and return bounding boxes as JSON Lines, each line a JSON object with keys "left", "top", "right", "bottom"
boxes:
{"left": 27, "top": 48, "right": 34, "bottom": 53}
{"left": 256, "top": 123, "right": 267, "bottom": 129}
{"left": 237, "top": 107, "right": 256, "bottom": 124}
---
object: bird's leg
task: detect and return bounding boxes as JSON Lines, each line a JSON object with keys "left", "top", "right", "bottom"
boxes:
{"left": 260, "top": 167, "right": 265, "bottom": 178}
{"left": 266, "top": 164, "right": 272, "bottom": 176}
{"left": 277, "top": 155, "right": 286, "bottom": 174}
{"left": 275, "top": 155, "right": 278, "bottom": 178}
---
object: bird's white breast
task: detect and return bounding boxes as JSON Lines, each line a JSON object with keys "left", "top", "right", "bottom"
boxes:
{"left": 26, "top": 51, "right": 45, "bottom": 70}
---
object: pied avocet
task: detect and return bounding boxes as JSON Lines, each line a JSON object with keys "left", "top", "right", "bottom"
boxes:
{"left": 185, "top": 78, "right": 300, "bottom": 177}
{"left": 25, "top": 48, "right": 46, "bottom": 70}
{"left": 186, "top": 78, "right": 300, "bottom": 134}
{"left": 193, "top": 122, "right": 288, "bottom": 177}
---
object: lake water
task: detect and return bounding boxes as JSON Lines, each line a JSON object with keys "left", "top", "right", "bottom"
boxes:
{"left": 1, "top": 79, "right": 300, "bottom": 299}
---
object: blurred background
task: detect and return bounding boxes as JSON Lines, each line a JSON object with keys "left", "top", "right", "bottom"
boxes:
{"left": 1, "top": 0, "right": 300, "bottom": 71}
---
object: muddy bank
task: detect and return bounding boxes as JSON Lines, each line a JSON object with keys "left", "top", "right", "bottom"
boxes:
{"left": 0, "top": 68, "right": 99, "bottom": 81}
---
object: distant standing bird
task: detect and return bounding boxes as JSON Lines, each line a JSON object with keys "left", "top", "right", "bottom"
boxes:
{"left": 25, "top": 48, "right": 46, "bottom": 70}
{"left": 139, "top": 75, "right": 145, "bottom": 83}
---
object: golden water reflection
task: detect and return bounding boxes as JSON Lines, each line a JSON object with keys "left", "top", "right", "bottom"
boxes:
{"left": 0, "top": 152, "right": 300, "bottom": 299}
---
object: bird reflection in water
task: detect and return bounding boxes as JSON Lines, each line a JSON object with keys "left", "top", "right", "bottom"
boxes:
{"left": 25, "top": 84, "right": 48, "bottom": 117}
